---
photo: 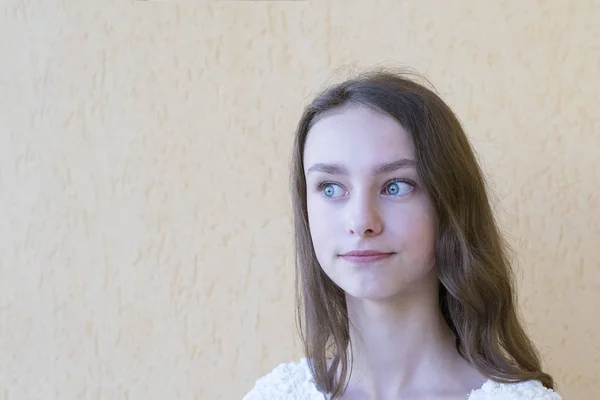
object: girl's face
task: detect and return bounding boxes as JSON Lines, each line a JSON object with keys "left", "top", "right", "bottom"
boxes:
{"left": 303, "top": 104, "right": 438, "bottom": 301}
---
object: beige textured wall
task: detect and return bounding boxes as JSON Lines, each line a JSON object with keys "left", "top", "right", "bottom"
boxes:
{"left": 1, "top": 0, "right": 598, "bottom": 399}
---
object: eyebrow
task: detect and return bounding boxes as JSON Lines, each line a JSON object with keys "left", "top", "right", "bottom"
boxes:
{"left": 306, "top": 158, "right": 416, "bottom": 176}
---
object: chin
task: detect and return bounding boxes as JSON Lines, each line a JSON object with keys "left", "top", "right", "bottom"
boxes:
{"left": 347, "top": 292, "right": 395, "bottom": 302}
{"left": 342, "top": 284, "right": 404, "bottom": 302}
{"left": 338, "top": 273, "right": 435, "bottom": 302}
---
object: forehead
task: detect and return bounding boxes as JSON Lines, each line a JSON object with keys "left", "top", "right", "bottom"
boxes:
{"left": 303, "top": 105, "right": 414, "bottom": 169}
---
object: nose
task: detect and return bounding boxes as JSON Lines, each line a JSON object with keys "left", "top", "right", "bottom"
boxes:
{"left": 346, "top": 194, "right": 383, "bottom": 238}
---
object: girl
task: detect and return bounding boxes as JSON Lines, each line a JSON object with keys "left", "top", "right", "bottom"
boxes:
{"left": 243, "top": 69, "right": 562, "bottom": 400}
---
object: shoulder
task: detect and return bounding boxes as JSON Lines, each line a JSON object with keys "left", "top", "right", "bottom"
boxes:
{"left": 242, "top": 358, "right": 325, "bottom": 400}
{"left": 469, "top": 379, "right": 563, "bottom": 400}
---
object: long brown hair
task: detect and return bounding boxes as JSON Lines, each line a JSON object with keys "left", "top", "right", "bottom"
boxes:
{"left": 290, "top": 68, "right": 554, "bottom": 398}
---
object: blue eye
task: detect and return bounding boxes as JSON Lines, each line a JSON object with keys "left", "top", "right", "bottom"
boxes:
{"left": 318, "top": 182, "right": 345, "bottom": 198}
{"left": 384, "top": 180, "right": 414, "bottom": 196}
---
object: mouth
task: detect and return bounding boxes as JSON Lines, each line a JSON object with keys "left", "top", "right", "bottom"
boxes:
{"left": 339, "top": 250, "right": 395, "bottom": 264}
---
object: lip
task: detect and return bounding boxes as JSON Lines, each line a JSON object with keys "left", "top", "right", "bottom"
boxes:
{"left": 339, "top": 250, "right": 395, "bottom": 264}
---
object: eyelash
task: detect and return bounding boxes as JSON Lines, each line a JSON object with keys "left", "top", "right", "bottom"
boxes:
{"left": 315, "top": 178, "right": 416, "bottom": 198}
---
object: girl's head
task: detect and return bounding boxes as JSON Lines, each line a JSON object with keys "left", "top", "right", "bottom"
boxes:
{"left": 290, "top": 68, "right": 553, "bottom": 397}
{"left": 304, "top": 102, "right": 438, "bottom": 302}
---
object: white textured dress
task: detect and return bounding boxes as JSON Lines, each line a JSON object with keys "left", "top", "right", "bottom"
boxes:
{"left": 242, "top": 358, "right": 563, "bottom": 400}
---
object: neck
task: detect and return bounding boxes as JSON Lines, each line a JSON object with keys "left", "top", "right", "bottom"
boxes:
{"left": 340, "top": 277, "right": 470, "bottom": 399}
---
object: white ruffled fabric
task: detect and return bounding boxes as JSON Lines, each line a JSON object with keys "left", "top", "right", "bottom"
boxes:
{"left": 242, "top": 358, "right": 326, "bottom": 400}
{"left": 468, "top": 379, "right": 563, "bottom": 400}
{"left": 243, "top": 358, "right": 563, "bottom": 400}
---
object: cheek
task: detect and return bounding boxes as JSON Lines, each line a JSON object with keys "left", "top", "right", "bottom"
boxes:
{"left": 307, "top": 198, "right": 338, "bottom": 256}
{"left": 307, "top": 196, "right": 335, "bottom": 227}
{"left": 391, "top": 208, "right": 437, "bottom": 259}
